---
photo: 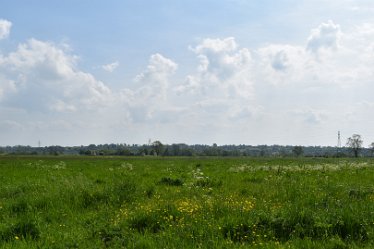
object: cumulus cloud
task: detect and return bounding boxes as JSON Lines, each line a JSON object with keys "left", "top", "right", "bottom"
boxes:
{"left": 271, "top": 50, "right": 289, "bottom": 71}
{"left": 133, "top": 53, "right": 177, "bottom": 101}
{"left": 307, "top": 20, "right": 341, "bottom": 53}
{"left": 0, "top": 39, "right": 111, "bottom": 112}
{"left": 135, "top": 53, "right": 177, "bottom": 84}
{"left": 192, "top": 37, "right": 238, "bottom": 54}
{"left": 0, "top": 19, "right": 12, "bottom": 40}
{"left": 255, "top": 44, "right": 307, "bottom": 86}
{"left": 102, "top": 61, "right": 119, "bottom": 72}
{"left": 2, "top": 19, "right": 374, "bottom": 146}
{"left": 191, "top": 37, "right": 251, "bottom": 81}
{"left": 171, "top": 20, "right": 374, "bottom": 144}
{"left": 179, "top": 37, "right": 253, "bottom": 98}
{"left": 254, "top": 20, "right": 374, "bottom": 88}
{"left": 120, "top": 53, "right": 178, "bottom": 122}
{"left": 172, "top": 37, "right": 261, "bottom": 132}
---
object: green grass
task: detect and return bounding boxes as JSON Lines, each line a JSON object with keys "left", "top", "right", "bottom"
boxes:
{"left": 0, "top": 156, "right": 374, "bottom": 248}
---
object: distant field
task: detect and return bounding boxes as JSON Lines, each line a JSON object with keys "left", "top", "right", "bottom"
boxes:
{"left": 0, "top": 156, "right": 374, "bottom": 248}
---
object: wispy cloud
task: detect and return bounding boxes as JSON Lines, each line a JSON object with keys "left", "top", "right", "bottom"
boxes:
{"left": 102, "top": 61, "right": 119, "bottom": 72}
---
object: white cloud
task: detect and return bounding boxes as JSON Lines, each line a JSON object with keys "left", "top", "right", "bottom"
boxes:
{"left": 49, "top": 99, "right": 77, "bottom": 112}
{"left": 120, "top": 53, "right": 178, "bottom": 122}
{"left": 135, "top": 53, "right": 177, "bottom": 84}
{"left": 307, "top": 20, "right": 341, "bottom": 53}
{"left": 255, "top": 44, "right": 307, "bottom": 86}
{"left": 0, "top": 19, "right": 12, "bottom": 40}
{"left": 171, "top": 37, "right": 261, "bottom": 135}
{"left": 271, "top": 50, "right": 289, "bottom": 71}
{"left": 171, "top": 20, "right": 374, "bottom": 145}
{"left": 191, "top": 37, "right": 238, "bottom": 54}
{"left": 102, "top": 61, "right": 119, "bottom": 72}
{"left": 0, "top": 39, "right": 112, "bottom": 112}
{"left": 254, "top": 21, "right": 374, "bottom": 89}
{"left": 291, "top": 109, "right": 328, "bottom": 125}
{"left": 2, "top": 19, "right": 374, "bottom": 146}
{"left": 179, "top": 37, "right": 253, "bottom": 98}
{"left": 133, "top": 53, "right": 177, "bottom": 100}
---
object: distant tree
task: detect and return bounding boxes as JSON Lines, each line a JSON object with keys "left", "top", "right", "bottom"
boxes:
{"left": 116, "top": 148, "right": 132, "bottom": 156}
{"left": 162, "top": 147, "right": 170, "bottom": 156}
{"left": 47, "top": 146, "right": 64, "bottom": 156}
{"left": 370, "top": 142, "right": 374, "bottom": 157}
{"left": 292, "top": 146, "right": 304, "bottom": 157}
{"left": 260, "top": 149, "right": 266, "bottom": 157}
{"left": 152, "top": 141, "right": 164, "bottom": 156}
{"left": 171, "top": 144, "right": 180, "bottom": 156}
{"left": 346, "top": 134, "right": 363, "bottom": 158}
{"left": 180, "top": 148, "right": 194, "bottom": 156}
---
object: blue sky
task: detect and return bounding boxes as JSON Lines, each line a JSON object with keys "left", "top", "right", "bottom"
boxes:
{"left": 1, "top": 0, "right": 374, "bottom": 146}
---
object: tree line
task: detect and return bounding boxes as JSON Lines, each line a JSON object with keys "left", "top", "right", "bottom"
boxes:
{"left": 0, "top": 134, "right": 373, "bottom": 157}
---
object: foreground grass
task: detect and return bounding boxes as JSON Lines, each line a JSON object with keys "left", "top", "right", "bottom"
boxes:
{"left": 0, "top": 156, "right": 374, "bottom": 248}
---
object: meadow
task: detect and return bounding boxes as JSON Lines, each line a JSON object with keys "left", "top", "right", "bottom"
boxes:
{"left": 0, "top": 156, "right": 374, "bottom": 248}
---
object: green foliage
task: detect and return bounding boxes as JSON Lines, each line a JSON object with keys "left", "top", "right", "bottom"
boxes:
{"left": 346, "top": 134, "right": 363, "bottom": 157}
{"left": 112, "top": 180, "right": 137, "bottom": 204}
{"left": 0, "top": 156, "right": 374, "bottom": 248}
{"left": 158, "top": 177, "right": 184, "bottom": 186}
{"left": 193, "top": 178, "right": 222, "bottom": 188}
{"left": 1, "top": 221, "right": 40, "bottom": 241}
{"left": 292, "top": 146, "right": 304, "bottom": 157}
{"left": 129, "top": 214, "right": 163, "bottom": 233}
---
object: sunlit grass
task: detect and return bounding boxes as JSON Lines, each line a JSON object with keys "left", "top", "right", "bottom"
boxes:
{"left": 0, "top": 156, "right": 373, "bottom": 248}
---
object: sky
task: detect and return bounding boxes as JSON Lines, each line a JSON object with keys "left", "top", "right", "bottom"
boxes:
{"left": 1, "top": 0, "right": 374, "bottom": 147}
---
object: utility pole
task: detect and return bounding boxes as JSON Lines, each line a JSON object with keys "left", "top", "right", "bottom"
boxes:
{"left": 337, "top": 131, "right": 341, "bottom": 158}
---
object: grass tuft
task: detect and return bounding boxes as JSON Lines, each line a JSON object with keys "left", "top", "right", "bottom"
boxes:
{"left": 158, "top": 177, "right": 184, "bottom": 186}
{"left": 1, "top": 221, "right": 40, "bottom": 241}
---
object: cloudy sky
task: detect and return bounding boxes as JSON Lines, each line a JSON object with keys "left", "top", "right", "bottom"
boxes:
{"left": 1, "top": 0, "right": 374, "bottom": 146}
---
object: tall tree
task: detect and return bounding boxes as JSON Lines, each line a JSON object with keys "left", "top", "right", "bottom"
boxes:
{"left": 346, "top": 134, "right": 363, "bottom": 158}
{"left": 292, "top": 146, "right": 303, "bottom": 157}
{"left": 152, "top": 140, "right": 164, "bottom": 156}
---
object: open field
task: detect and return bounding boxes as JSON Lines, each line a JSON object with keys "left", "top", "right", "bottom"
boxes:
{"left": 1, "top": 156, "right": 374, "bottom": 248}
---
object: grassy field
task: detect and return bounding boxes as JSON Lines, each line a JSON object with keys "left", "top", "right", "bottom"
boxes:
{"left": 0, "top": 156, "right": 374, "bottom": 248}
